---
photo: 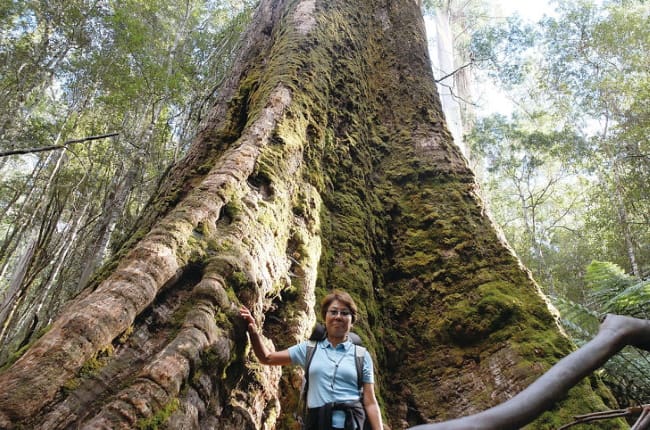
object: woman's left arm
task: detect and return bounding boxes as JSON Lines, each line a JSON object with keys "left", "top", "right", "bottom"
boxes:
{"left": 363, "top": 382, "right": 384, "bottom": 430}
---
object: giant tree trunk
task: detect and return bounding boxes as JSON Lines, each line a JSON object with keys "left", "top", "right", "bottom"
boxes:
{"left": 0, "top": 1, "right": 620, "bottom": 429}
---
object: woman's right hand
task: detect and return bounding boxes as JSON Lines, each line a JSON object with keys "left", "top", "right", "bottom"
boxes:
{"left": 239, "top": 306, "right": 257, "bottom": 333}
{"left": 238, "top": 305, "right": 292, "bottom": 366}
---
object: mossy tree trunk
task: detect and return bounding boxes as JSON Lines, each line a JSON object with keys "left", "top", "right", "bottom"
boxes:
{"left": 0, "top": 0, "right": 621, "bottom": 429}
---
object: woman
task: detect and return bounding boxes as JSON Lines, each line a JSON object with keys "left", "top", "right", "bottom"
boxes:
{"left": 240, "top": 290, "right": 384, "bottom": 430}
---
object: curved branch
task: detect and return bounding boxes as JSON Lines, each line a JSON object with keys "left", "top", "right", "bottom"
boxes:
{"left": 409, "top": 314, "right": 650, "bottom": 430}
{"left": 0, "top": 133, "right": 119, "bottom": 157}
{"left": 434, "top": 61, "right": 473, "bottom": 83}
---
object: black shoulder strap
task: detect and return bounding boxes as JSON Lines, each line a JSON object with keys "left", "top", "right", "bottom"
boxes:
{"left": 355, "top": 345, "right": 366, "bottom": 394}
{"left": 305, "top": 340, "right": 318, "bottom": 374}
{"left": 302, "top": 340, "right": 318, "bottom": 406}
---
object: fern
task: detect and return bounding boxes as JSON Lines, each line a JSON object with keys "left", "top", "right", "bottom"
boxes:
{"left": 551, "top": 261, "right": 650, "bottom": 407}
{"left": 583, "top": 260, "right": 635, "bottom": 310}
{"left": 600, "top": 347, "right": 650, "bottom": 406}
{"left": 551, "top": 295, "right": 601, "bottom": 341}
{"left": 603, "top": 278, "right": 650, "bottom": 319}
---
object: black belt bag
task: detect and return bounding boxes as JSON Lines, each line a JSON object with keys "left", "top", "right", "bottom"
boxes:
{"left": 303, "top": 400, "right": 366, "bottom": 430}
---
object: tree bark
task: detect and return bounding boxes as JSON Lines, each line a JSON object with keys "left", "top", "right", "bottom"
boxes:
{"left": 408, "top": 314, "right": 650, "bottom": 430}
{"left": 0, "top": 1, "right": 622, "bottom": 429}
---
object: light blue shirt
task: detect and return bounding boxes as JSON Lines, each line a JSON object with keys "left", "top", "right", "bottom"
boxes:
{"left": 289, "top": 339, "right": 374, "bottom": 428}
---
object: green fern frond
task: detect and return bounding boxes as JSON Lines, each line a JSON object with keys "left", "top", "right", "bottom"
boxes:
{"left": 584, "top": 261, "right": 635, "bottom": 307}
{"left": 600, "top": 346, "right": 650, "bottom": 405}
{"left": 603, "top": 279, "right": 650, "bottom": 319}
{"left": 551, "top": 295, "right": 601, "bottom": 340}
{"left": 554, "top": 262, "right": 650, "bottom": 407}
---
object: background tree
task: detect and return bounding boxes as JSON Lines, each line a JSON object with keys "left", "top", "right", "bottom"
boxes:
{"left": 467, "top": 0, "right": 650, "bottom": 288}
{"left": 467, "top": 114, "right": 591, "bottom": 296}
{"left": 0, "top": 0, "right": 255, "bottom": 365}
{"left": 0, "top": 0, "right": 629, "bottom": 429}
{"left": 423, "top": 0, "right": 490, "bottom": 158}
{"left": 464, "top": 0, "right": 650, "bottom": 411}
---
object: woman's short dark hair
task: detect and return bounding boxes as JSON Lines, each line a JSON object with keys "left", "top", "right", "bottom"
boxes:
{"left": 320, "top": 290, "right": 358, "bottom": 323}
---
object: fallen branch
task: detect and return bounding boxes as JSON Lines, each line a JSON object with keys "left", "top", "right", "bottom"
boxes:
{"left": 408, "top": 314, "right": 650, "bottom": 430}
{"left": 558, "top": 405, "right": 648, "bottom": 429}
{"left": 0, "top": 132, "right": 119, "bottom": 157}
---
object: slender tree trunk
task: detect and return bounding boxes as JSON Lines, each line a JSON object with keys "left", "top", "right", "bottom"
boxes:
{"left": 0, "top": 127, "right": 80, "bottom": 359}
{"left": 76, "top": 161, "right": 138, "bottom": 290}
{"left": 600, "top": 115, "right": 639, "bottom": 277}
{"left": 20, "top": 202, "right": 92, "bottom": 341}
{"left": 0, "top": 156, "right": 46, "bottom": 223}
{"left": 612, "top": 169, "right": 640, "bottom": 277}
{"left": 0, "top": 1, "right": 622, "bottom": 429}
{"left": 0, "top": 187, "right": 70, "bottom": 357}
{"left": 0, "top": 240, "right": 37, "bottom": 344}
{"left": 0, "top": 154, "right": 52, "bottom": 277}
{"left": 0, "top": 126, "right": 69, "bottom": 265}
{"left": 0, "top": 200, "right": 90, "bottom": 365}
